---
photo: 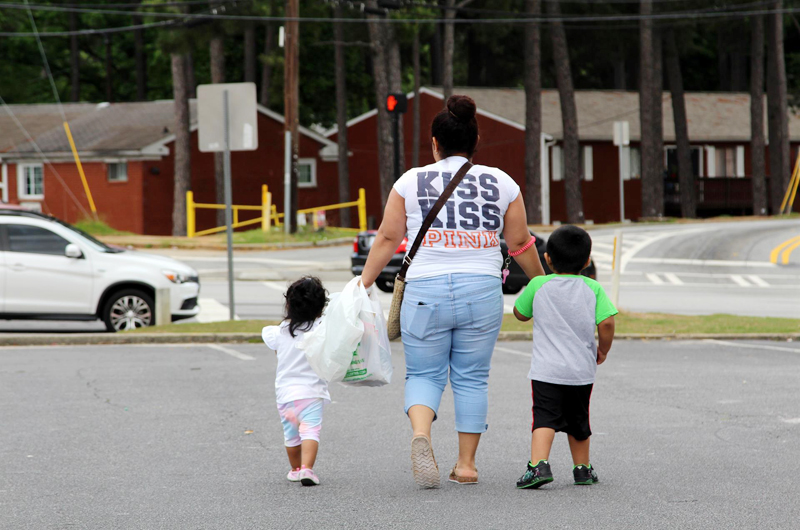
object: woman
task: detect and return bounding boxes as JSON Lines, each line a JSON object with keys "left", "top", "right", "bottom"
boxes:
{"left": 361, "top": 95, "right": 545, "bottom": 488}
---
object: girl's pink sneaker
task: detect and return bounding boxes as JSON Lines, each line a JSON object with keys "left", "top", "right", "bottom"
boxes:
{"left": 286, "top": 468, "right": 301, "bottom": 482}
{"left": 298, "top": 465, "right": 320, "bottom": 486}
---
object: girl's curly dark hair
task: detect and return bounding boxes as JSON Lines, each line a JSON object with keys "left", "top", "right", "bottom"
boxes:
{"left": 284, "top": 276, "right": 328, "bottom": 337}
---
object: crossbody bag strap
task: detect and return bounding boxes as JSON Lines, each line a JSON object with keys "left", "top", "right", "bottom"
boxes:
{"left": 397, "top": 161, "right": 473, "bottom": 280}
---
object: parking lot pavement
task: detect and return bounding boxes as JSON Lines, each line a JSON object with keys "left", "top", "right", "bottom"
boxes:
{"left": 2, "top": 339, "right": 799, "bottom": 529}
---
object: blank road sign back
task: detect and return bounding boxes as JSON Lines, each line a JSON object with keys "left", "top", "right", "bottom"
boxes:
{"left": 197, "top": 82, "right": 259, "bottom": 152}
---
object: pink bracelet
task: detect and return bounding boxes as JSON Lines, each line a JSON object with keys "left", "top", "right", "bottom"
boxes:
{"left": 509, "top": 236, "right": 536, "bottom": 257}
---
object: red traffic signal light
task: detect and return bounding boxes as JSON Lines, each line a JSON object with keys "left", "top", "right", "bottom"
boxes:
{"left": 386, "top": 93, "right": 407, "bottom": 114}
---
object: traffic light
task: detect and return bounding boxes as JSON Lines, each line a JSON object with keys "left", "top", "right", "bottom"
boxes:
{"left": 386, "top": 93, "right": 407, "bottom": 114}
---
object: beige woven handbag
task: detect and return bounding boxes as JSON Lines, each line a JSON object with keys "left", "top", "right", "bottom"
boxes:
{"left": 386, "top": 162, "right": 473, "bottom": 340}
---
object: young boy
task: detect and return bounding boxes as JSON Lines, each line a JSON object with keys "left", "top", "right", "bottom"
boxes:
{"left": 513, "top": 225, "right": 617, "bottom": 489}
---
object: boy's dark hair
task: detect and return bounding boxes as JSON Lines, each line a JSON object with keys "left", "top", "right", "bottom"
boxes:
{"left": 546, "top": 225, "right": 592, "bottom": 274}
{"left": 431, "top": 95, "right": 479, "bottom": 158}
{"left": 284, "top": 276, "right": 328, "bottom": 337}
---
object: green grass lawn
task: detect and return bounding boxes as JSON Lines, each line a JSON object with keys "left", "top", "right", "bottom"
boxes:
{"left": 500, "top": 311, "right": 800, "bottom": 335}
{"left": 232, "top": 226, "right": 357, "bottom": 244}
{"left": 74, "top": 217, "right": 133, "bottom": 236}
{"left": 130, "top": 311, "right": 800, "bottom": 336}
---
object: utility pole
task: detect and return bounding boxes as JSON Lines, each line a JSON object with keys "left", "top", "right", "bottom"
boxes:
{"left": 284, "top": 0, "right": 299, "bottom": 233}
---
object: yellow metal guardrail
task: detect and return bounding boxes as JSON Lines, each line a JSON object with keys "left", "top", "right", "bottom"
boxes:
{"left": 187, "top": 185, "right": 367, "bottom": 238}
{"left": 779, "top": 151, "right": 800, "bottom": 215}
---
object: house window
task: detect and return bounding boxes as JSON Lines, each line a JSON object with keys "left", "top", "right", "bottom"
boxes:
{"left": 108, "top": 161, "right": 128, "bottom": 182}
{"left": 708, "top": 146, "right": 743, "bottom": 177}
{"left": 622, "top": 147, "right": 641, "bottom": 180}
{"left": 18, "top": 163, "right": 44, "bottom": 199}
{"left": 551, "top": 145, "right": 564, "bottom": 181}
{"left": 582, "top": 145, "right": 593, "bottom": 181}
{"left": 297, "top": 158, "right": 317, "bottom": 188}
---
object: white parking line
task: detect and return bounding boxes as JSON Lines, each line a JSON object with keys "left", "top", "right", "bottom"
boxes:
{"left": 729, "top": 274, "right": 751, "bottom": 287}
{"left": 645, "top": 273, "right": 665, "bottom": 285}
{"left": 262, "top": 281, "right": 287, "bottom": 292}
{"left": 195, "top": 298, "right": 236, "bottom": 323}
{"left": 206, "top": 344, "right": 255, "bottom": 361}
{"left": 663, "top": 273, "right": 684, "bottom": 285}
{"left": 745, "top": 275, "right": 770, "bottom": 287}
{"left": 493, "top": 345, "right": 530, "bottom": 357}
{"left": 704, "top": 339, "right": 800, "bottom": 354}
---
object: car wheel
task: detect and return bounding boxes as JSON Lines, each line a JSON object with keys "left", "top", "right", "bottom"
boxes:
{"left": 103, "top": 289, "right": 155, "bottom": 332}
{"left": 375, "top": 278, "right": 395, "bottom": 293}
{"left": 502, "top": 282, "right": 522, "bottom": 295}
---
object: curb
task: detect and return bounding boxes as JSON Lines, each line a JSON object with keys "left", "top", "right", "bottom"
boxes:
{"left": 1, "top": 332, "right": 798, "bottom": 347}
{"left": 107, "top": 237, "right": 353, "bottom": 252}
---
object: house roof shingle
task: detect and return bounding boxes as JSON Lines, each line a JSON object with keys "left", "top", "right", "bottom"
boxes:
{"left": 0, "top": 103, "right": 97, "bottom": 153}
{"left": 436, "top": 87, "right": 792, "bottom": 142}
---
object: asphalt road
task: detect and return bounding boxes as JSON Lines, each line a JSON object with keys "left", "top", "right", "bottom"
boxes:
{"left": 1, "top": 218, "right": 798, "bottom": 332}
{"left": 2, "top": 339, "right": 799, "bottom": 529}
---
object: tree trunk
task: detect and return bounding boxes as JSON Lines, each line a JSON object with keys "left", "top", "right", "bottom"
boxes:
{"left": 751, "top": 15, "right": 768, "bottom": 216}
{"left": 639, "top": 0, "right": 659, "bottom": 218}
{"left": 412, "top": 26, "right": 421, "bottom": 168}
{"left": 186, "top": 51, "right": 196, "bottom": 98}
{"left": 210, "top": 33, "right": 226, "bottom": 225}
{"left": 70, "top": 12, "right": 80, "bottom": 102}
{"left": 333, "top": 6, "right": 351, "bottom": 227}
{"left": 524, "top": 0, "right": 542, "bottom": 224}
{"left": 546, "top": 1, "right": 583, "bottom": 224}
{"left": 431, "top": 23, "right": 443, "bottom": 86}
{"left": 104, "top": 35, "right": 114, "bottom": 102}
{"left": 244, "top": 22, "right": 257, "bottom": 84}
{"left": 260, "top": 24, "right": 275, "bottom": 106}
{"left": 443, "top": 0, "right": 455, "bottom": 101}
{"left": 366, "top": 1, "right": 395, "bottom": 208}
{"left": 767, "top": 1, "right": 790, "bottom": 213}
{"left": 665, "top": 30, "right": 695, "bottom": 218}
{"left": 171, "top": 53, "right": 192, "bottom": 236}
{"left": 134, "top": 15, "right": 146, "bottom": 101}
{"left": 284, "top": 0, "right": 300, "bottom": 233}
{"left": 652, "top": 28, "right": 664, "bottom": 216}
{"left": 613, "top": 45, "right": 626, "bottom": 90}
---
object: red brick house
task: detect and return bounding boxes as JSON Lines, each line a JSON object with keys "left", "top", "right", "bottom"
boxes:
{"left": 329, "top": 87, "right": 800, "bottom": 224}
{"left": 0, "top": 101, "right": 340, "bottom": 235}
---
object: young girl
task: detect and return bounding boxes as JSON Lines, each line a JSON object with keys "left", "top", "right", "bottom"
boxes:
{"left": 262, "top": 276, "right": 329, "bottom": 486}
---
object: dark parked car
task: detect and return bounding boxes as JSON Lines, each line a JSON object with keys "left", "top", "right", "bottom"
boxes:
{"left": 351, "top": 230, "right": 596, "bottom": 294}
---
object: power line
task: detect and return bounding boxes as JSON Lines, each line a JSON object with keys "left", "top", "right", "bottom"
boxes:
{"left": 0, "top": 2, "right": 797, "bottom": 35}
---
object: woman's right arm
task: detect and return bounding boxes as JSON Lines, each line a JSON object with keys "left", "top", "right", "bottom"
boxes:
{"left": 503, "top": 194, "right": 546, "bottom": 280}
{"left": 360, "top": 190, "right": 407, "bottom": 289}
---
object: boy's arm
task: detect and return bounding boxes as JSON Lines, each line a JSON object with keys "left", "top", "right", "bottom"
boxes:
{"left": 513, "top": 306, "right": 532, "bottom": 322}
{"left": 596, "top": 315, "right": 615, "bottom": 365}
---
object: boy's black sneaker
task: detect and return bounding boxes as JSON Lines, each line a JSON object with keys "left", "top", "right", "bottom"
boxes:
{"left": 573, "top": 464, "right": 599, "bottom": 485}
{"left": 516, "top": 460, "right": 554, "bottom": 489}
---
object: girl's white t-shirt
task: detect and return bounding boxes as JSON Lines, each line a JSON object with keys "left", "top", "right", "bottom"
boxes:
{"left": 262, "top": 320, "right": 330, "bottom": 405}
{"left": 393, "top": 156, "right": 521, "bottom": 280}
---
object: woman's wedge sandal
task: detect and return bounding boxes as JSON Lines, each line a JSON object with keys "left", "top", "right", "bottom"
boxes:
{"left": 448, "top": 464, "right": 478, "bottom": 485}
{"left": 410, "top": 435, "right": 440, "bottom": 488}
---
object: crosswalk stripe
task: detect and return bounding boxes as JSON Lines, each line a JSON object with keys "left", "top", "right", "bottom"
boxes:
{"left": 729, "top": 274, "right": 751, "bottom": 287}
{"left": 663, "top": 273, "right": 684, "bottom": 285}
{"left": 745, "top": 274, "right": 769, "bottom": 287}
{"left": 645, "top": 273, "right": 664, "bottom": 285}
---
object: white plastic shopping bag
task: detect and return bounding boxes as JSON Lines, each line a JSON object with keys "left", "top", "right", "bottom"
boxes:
{"left": 299, "top": 277, "right": 364, "bottom": 382}
{"left": 342, "top": 282, "right": 393, "bottom": 387}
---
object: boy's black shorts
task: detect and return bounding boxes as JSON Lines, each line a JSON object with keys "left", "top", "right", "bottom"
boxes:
{"left": 531, "top": 380, "right": 593, "bottom": 440}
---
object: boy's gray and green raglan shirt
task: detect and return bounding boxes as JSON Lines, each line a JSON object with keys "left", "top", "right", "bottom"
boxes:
{"left": 514, "top": 274, "right": 618, "bottom": 386}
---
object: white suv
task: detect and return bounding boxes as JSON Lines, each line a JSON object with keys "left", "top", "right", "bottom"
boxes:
{"left": 0, "top": 208, "right": 200, "bottom": 331}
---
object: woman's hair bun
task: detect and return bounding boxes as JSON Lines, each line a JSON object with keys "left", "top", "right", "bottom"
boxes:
{"left": 446, "top": 95, "right": 477, "bottom": 123}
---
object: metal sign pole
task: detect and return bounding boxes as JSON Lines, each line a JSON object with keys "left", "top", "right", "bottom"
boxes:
{"left": 392, "top": 113, "right": 400, "bottom": 182}
{"left": 618, "top": 143, "right": 626, "bottom": 222}
{"left": 284, "top": 131, "right": 291, "bottom": 235}
{"left": 223, "top": 89, "right": 235, "bottom": 321}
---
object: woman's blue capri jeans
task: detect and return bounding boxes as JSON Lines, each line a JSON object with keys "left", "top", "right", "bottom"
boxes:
{"left": 400, "top": 273, "right": 504, "bottom": 434}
